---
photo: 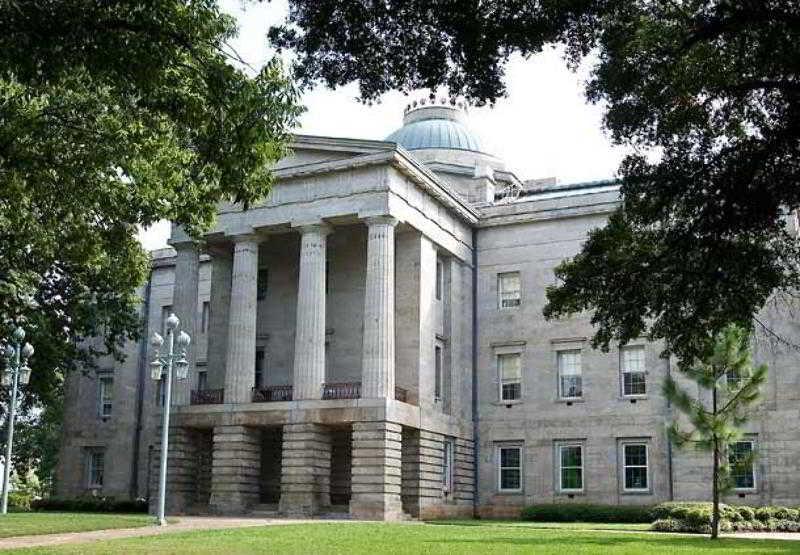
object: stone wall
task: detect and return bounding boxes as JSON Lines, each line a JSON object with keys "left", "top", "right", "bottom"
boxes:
{"left": 209, "top": 425, "right": 260, "bottom": 514}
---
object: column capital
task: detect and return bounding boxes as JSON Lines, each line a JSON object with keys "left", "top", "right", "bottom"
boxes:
{"left": 293, "top": 221, "right": 333, "bottom": 236}
{"left": 363, "top": 215, "right": 399, "bottom": 227}
{"left": 168, "top": 238, "right": 202, "bottom": 252}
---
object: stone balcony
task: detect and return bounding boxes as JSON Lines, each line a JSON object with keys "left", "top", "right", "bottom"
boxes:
{"left": 190, "top": 383, "right": 412, "bottom": 407}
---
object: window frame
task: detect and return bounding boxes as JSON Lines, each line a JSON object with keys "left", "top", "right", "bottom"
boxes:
{"left": 87, "top": 448, "right": 105, "bottom": 489}
{"left": 621, "top": 442, "right": 650, "bottom": 492}
{"left": 557, "top": 443, "right": 584, "bottom": 493}
{"left": 435, "top": 257, "right": 444, "bottom": 301}
{"left": 443, "top": 439, "right": 454, "bottom": 493}
{"left": 97, "top": 373, "right": 113, "bottom": 418}
{"left": 201, "top": 301, "right": 211, "bottom": 333}
{"left": 729, "top": 439, "right": 757, "bottom": 491}
{"left": 496, "top": 444, "right": 523, "bottom": 493}
{"left": 257, "top": 267, "right": 269, "bottom": 300}
{"left": 434, "top": 343, "right": 443, "bottom": 401}
{"left": 497, "top": 352, "right": 522, "bottom": 402}
{"left": 497, "top": 271, "right": 521, "bottom": 309}
{"left": 254, "top": 348, "right": 266, "bottom": 390}
{"left": 557, "top": 349, "right": 583, "bottom": 400}
{"left": 620, "top": 345, "right": 647, "bottom": 397}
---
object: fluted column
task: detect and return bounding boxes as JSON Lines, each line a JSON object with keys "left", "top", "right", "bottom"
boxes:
{"left": 292, "top": 224, "right": 332, "bottom": 400}
{"left": 170, "top": 240, "right": 200, "bottom": 406}
{"left": 206, "top": 246, "right": 232, "bottom": 390}
{"left": 361, "top": 216, "right": 398, "bottom": 399}
{"left": 224, "top": 234, "right": 260, "bottom": 403}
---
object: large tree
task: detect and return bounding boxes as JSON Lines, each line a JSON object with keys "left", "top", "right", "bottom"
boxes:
{"left": 0, "top": 0, "right": 301, "bottom": 478}
{"left": 271, "top": 0, "right": 800, "bottom": 362}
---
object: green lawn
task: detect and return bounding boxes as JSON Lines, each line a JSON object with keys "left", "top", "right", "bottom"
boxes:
{"left": 0, "top": 513, "right": 152, "bottom": 539}
{"left": 8, "top": 522, "right": 800, "bottom": 554}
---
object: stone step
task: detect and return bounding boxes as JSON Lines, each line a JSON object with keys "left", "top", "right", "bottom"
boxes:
{"left": 249, "top": 503, "right": 279, "bottom": 517}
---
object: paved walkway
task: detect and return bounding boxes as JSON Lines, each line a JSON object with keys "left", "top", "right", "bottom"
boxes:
{"left": 1, "top": 517, "right": 799, "bottom": 551}
{"left": 0, "top": 516, "right": 349, "bottom": 550}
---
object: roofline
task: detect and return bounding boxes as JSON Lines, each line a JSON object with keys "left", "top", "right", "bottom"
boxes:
{"left": 289, "top": 134, "right": 396, "bottom": 154}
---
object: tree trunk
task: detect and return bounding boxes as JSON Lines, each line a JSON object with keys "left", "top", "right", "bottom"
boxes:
{"left": 711, "top": 386, "right": 720, "bottom": 540}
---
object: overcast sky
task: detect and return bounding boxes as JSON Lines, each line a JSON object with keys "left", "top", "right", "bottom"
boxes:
{"left": 137, "top": 0, "right": 625, "bottom": 251}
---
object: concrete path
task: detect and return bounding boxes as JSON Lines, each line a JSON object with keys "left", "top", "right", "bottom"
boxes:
{"left": 0, "top": 516, "right": 348, "bottom": 551}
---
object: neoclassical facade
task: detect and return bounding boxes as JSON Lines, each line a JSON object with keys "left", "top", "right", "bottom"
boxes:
{"left": 57, "top": 101, "right": 800, "bottom": 519}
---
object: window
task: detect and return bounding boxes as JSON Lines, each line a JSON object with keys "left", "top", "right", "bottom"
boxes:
{"left": 497, "top": 445, "right": 522, "bottom": 492}
{"left": 87, "top": 449, "right": 105, "bottom": 488}
{"left": 498, "top": 272, "right": 521, "bottom": 308}
{"left": 201, "top": 301, "right": 211, "bottom": 333}
{"left": 161, "top": 305, "right": 173, "bottom": 337}
{"left": 498, "top": 353, "right": 522, "bottom": 401}
{"left": 726, "top": 368, "right": 743, "bottom": 388}
{"left": 558, "top": 444, "right": 583, "bottom": 492}
{"left": 257, "top": 268, "right": 269, "bottom": 300}
{"left": 98, "top": 374, "right": 113, "bottom": 417}
{"left": 623, "top": 443, "right": 649, "bottom": 491}
{"left": 729, "top": 440, "right": 756, "bottom": 490}
{"left": 197, "top": 370, "right": 208, "bottom": 392}
{"left": 621, "top": 346, "right": 646, "bottom": 396}
{"left": 434, "top": 344, "right": 443, "bottom": 400}
{"left": 435, "top": 258, "right": 444, "bottom": 301}
{"left": 443, "top": 440, "right": 454, "bottom": 493}
{"left": 558, "top": 350, "right": 582, "bottom": 399}
{"left": 157, "top": 375, "right": 166, "bottom": 407}
{"left": 255, "top": 348, "right": 266, "bottom": 390}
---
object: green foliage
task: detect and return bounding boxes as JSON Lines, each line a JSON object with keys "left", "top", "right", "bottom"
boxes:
{"left": 651, "top": 502, "right": 800, "bottom": 534}
{"left": 31, "top": 496, "right": 147, "bottom": 513}
{"left": 520, "top": 503, "right": 653, "bottom": 523}
{"left": 0, "top": 1, "right": 302, "bottom": 478}
{"left": 271, "top": 0, "right": 800, "bottom": 366}
{"left": 7, "top": 491, "right": 32, "bottom": 512}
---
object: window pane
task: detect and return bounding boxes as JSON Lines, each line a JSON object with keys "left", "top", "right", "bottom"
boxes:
{"left": 561, "top": 468, "right": 582, "bottom": 490}
{"left": 498, "top": 272, "right": 521, "bottom": 307}
{"left": 502, "top": 383, "right": 521, "bottom": 401}
{"left": 500, "top": 448, "right": 520, "bottom": 469}
{"left": 257, "top": 268, "right": 269, "bottom": 300}
{"left": 561, "top": 446, "right": 582, "bottom": 468}
{"left": 560, "top": 375, "right": 582, "bottom": 398}
{"left": 623, "top": 372, "right": 646, "bottom": 395}
{"left": 624, "top": 445, "right": 647, "bottom": 466}
{"left": 558, "top": 351, "right": 581, "bottom": 376}
{"left": 501, "top": 469, "right": 520, "bottom": 490}
{"left": 625, "top": 467, "right": 648, "bottom": 490}
{"left": 622, "top": 346, "right": 645, "bottom": 373}
{"left": 499, "top": 353, "right": 521, "bottom": 380}
{"left": 729, "top": 441, "right": 755, "bottom": 489}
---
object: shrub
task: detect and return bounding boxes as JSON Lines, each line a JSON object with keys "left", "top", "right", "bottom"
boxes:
{"left": 650, "top": 502, "right": 800, "bottom": 534}
{"left": 651, "top": 518, "right": 681, "bottom": 532}
{"left": 736, "top": 506, "right": 756, "bottom": 521}
{"left": 520, "top": 503, "right": 653, "bottom": 523}
{"left": 31, "top": 496, "right": 148, "bottom": 513}
{"left": 8, "top": 491, "right": 32, "bottom": 512}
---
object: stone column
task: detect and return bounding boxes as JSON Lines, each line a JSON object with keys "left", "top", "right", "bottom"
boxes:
{"left": 350, "top": 421, "right": 403, "bottom": 520}
{"left": 361, "top": 216, "right": 398, "bottom": 399}
{"left": 206, "top": 246, "right": 232, "bottom": 390}
{"left": 292, "top": 224, "right": 331, "bottom": 400}
{"left": 279, "top": 423, "right": 332, "bottom": 515}
{"left": 170, "top": 241, "right": 200, "bottom": 406}
{"left": 224, "top": 234, "right": 260, "bottom": 404}
{"left": 209, "top": 425, "right": 261, "bottom": 513}
{"left": 400, "top": 428, "right": 444, "bottom": 519}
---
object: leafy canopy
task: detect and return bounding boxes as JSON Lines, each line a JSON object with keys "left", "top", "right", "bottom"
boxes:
{"left": 272, "top": 0, "right": 800, "bottom": 362}
{"left": 0, "top": 0, "right": 302, "bottom": 474}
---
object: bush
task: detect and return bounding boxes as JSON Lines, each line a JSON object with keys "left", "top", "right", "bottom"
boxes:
{"left": 8, "top": 491, "right": 32, "bottom": 512}
{"left": 520, "top": 503, "right": 653, "bottom": 523}
{"left": 650, "top": 502, "right": 800, "bottom": 534}
{"left": 31, "top": 496, "right": 148, "bottom": 513}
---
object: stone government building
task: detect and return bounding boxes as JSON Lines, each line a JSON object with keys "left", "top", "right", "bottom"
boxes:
{"left": 56, "top": 100, "right": 800, "bottom": 519}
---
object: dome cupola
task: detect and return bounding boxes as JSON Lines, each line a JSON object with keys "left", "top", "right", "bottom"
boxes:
{"left": 385, "top": 99, "right": 488, "bottom": 154}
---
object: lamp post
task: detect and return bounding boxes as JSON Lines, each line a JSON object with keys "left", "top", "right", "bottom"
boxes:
{"left": 1, "top": 326, "right": 34, "bottom": 515}
{"left": 150, "top": 313, "right": 190, "bottom": 526}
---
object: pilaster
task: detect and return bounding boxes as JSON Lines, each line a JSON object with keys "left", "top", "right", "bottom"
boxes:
{"left": 209, "top": 425, "right": 260, "bottom": 513}
{"left": 279, "top": 423, "right": 332, "bottom": 515}
{"left": 350, "top": 421, "right": 403, "bottom": 520}
{"left": 361, "top": 216, "right": 398, "bottom": 399}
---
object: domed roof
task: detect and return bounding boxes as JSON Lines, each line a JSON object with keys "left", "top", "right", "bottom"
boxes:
{"left": 385, "top": 102, "right": 487, "bottom": 153}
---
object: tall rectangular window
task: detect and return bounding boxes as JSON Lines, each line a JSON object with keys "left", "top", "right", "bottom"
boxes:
{"left": 623, "top": 443, "right": 649, "bottom": 491}
{"left": 255, "top": 348, "right": 266, "bottom": 390}
{"left": 257, "top": 268, "right": 269, "bottom": 300}
{"left": 559, "top": 444, "right": 583, "bottom": 492}
{"left": 498, "top": 353, "right": 522, "bottom": 401}
{"left": 434, "top": 344, "right": 443, "bottom": 400}
{"left": 197, "top": 370, "right": 208, "bottom": 392}
{"left": 201, "top": 301, "right": 211, "bottom": 333}
{"left": 558, "top": 350, "right": 582, "bottom": 399}
{"left": 161, "top": 305, "right": 173, "bottom": 337}
{"left": 435, "top": 258, "right": 444, "bottom": 300}
{"left": 443, "top": 440, "right": 454, "bottom": 493}
{"left": 621, "top": 346, "right": 646, "bottom": 396}
{"left": 157, "top": 377, "right": 166, "bottom": 407}
{"left": 729, "top": 440, "right": 756, "bottom": 490}
{"left": 98, "top": 374, "right": 113, "bottom": 418}
{"left": 497, "top": 445, "right": 522, "bottom": 492}
{"left": 498, "top": 272, "right": 521, "bottom": 308}
{"left": 88, "top": 449, "right": 105, "bottom": 488}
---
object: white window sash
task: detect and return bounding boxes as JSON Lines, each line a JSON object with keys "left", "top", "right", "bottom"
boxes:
{"left": 730, "top": 441, "right": 757, "bottom": 491}
{"left": 558, "top": 445, "right": 584, "bottom": 492}
{"left": 622, "top": 444, "right": 649, "bottom": 491}
{"left": 497, "top": 446, "right": 522, "bottom": 492}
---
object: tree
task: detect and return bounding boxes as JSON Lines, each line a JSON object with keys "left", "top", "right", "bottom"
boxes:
{"left": 271, "top": 0, "right": 800, "bottom": 362}
{"left": 664, "top": 324, "right": 767, "bottom": 539}
{"left": 0, "top": 1, "right": 302, "bottom": 478}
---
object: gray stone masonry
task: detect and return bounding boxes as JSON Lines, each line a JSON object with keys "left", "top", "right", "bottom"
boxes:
{"left": 401, "top": 428, "right": 443, "bottom": 518}
{"left": 350, "top": 421, "right": 404, "bottom": 520}
{"left": 279, "top": 423, "right": 332, "bottom": 515}
{"left": 208, "top": 425, "right": 260, "bottom": 514}
{"left": 149, "top": 427, "right": 207, "bottom": 515}
{"left": 453, "top": 438, "right": 476, "bottom": 507}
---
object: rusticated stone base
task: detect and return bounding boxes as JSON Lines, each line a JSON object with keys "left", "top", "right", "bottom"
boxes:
{"left": 350, "top": 421, "right": 404, "bottom": 520}
{"left": 149, "top": 427, "right": 211, "bottom": 515}
{"left": 208, "top": 425, "right": 260, "bottom": 514}
{"left": 279, "top": 423, "right": 332, "bottom": 515}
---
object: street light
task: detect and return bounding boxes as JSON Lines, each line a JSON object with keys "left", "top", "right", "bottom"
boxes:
{"left": 1, "top": 326, "right": 35, "bottom": 515}
{"left": 150, "top": 313, "right": 191, "bottom": 526}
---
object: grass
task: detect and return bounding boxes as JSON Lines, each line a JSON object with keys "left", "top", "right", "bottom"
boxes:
{"left": 426, "top": 519, "right": 653, "bottom": 532}
{"left": 6, "top": 522, "right": 800, "bottom": 554}
{"left": 0, "top": 512, "right": 152, "bottom": 539}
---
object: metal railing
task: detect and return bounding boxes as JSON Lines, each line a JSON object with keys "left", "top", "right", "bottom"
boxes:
{"left": 190, "top": 388, "right": 224, "bottom": 405}
{"left": 252, "top": 385, "right": 293, "bottom": 402}
{"left": 322, "top": 382, "right": 361, "bottom": 400}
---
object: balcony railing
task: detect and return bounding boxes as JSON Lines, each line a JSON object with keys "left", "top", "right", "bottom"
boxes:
{"left": 322, "top": 382, "right": 361, "bottom": 400}
{"left": 252, "top": 385, "right": 293, "bottom": 403}
{"left": 190, "top": 388, "right": 224, "bottom": 405}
